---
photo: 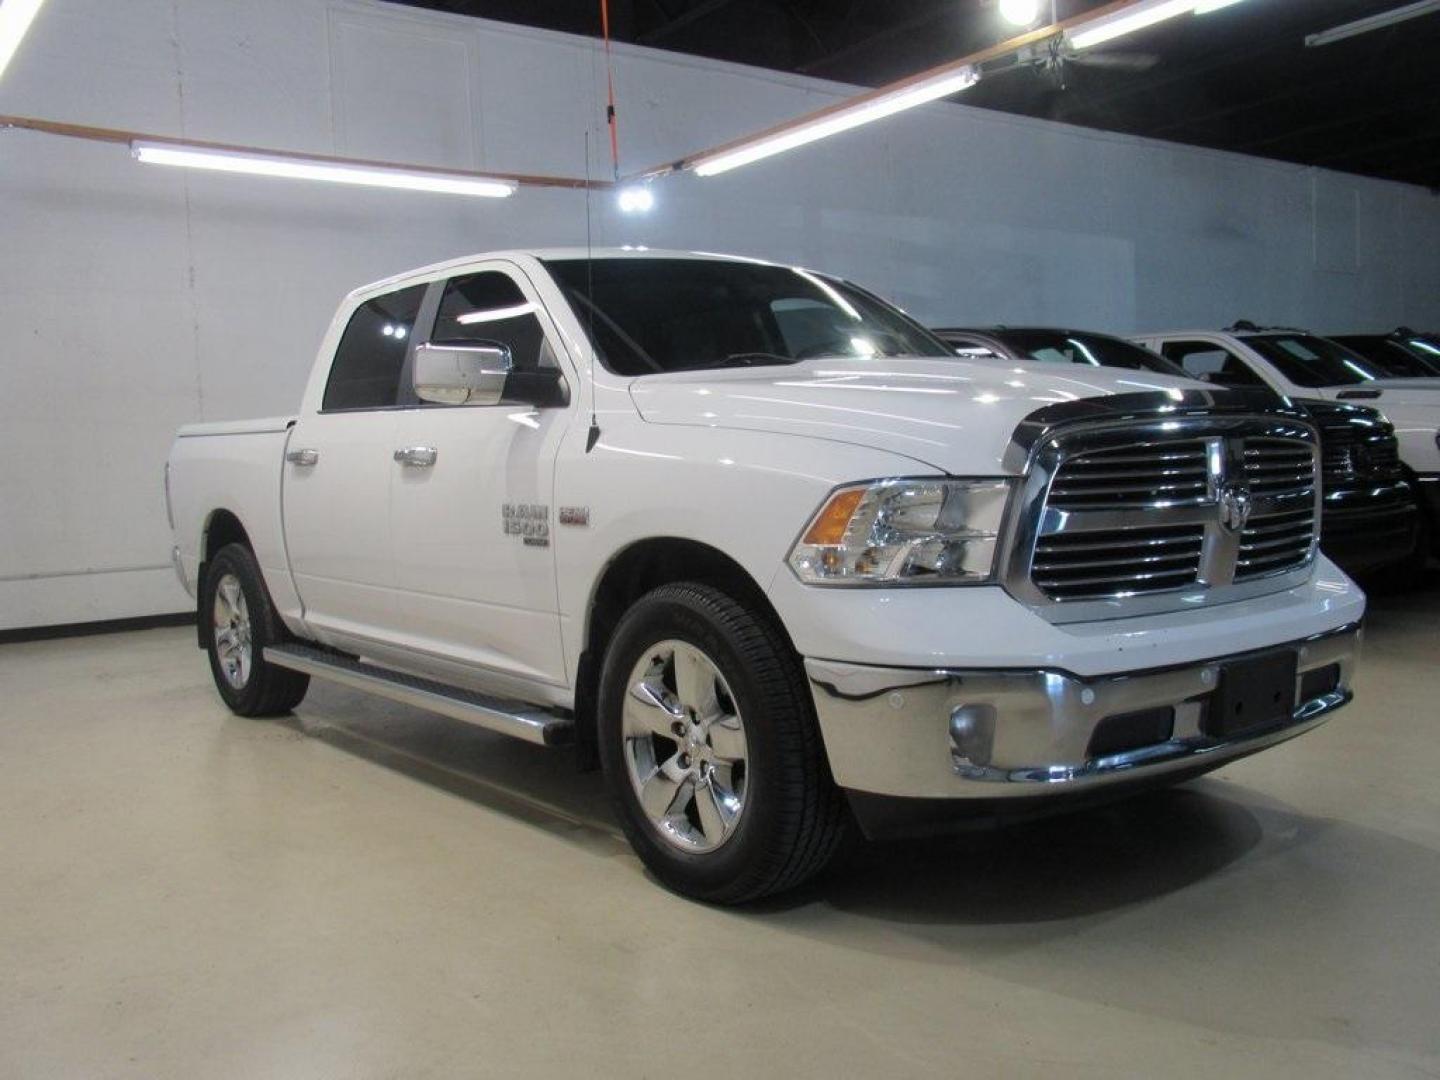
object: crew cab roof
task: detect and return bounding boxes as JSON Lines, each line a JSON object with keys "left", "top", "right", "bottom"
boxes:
{"left": 347, "top": 248, "right": 785, "bottom": 300}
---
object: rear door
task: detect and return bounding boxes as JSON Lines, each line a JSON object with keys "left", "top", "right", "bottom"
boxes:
{"left": 387, "top": 262, "right": 573, "bottom": 687}
{"left": 283, "top": 284, "right": 424, "bottom": 645}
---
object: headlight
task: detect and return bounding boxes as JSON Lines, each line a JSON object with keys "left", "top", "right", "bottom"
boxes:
{"left": 788, "top": 478, "right": 1013, "bottom": 586}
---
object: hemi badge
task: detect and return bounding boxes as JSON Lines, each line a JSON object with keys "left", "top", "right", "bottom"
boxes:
{"left": 559, "top": 506, "right": 590, "bottom": 527}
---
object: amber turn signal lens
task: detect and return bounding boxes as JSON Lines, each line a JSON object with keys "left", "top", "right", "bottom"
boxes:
{"left": 802, "top": 488, "right": 865, "bottom": 545}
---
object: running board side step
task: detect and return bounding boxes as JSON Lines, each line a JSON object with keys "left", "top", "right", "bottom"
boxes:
{"left": 263, "top": 644, "right": 573, "bottom": 747}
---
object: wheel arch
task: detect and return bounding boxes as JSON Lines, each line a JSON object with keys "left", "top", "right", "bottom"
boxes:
{"left": 195, "top": 509, "right": 253, "bottom": 647}
{"left": 574, "top": 537, "right": 796, "bottom": 768}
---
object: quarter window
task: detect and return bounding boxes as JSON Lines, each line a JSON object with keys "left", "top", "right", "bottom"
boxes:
{"left": 322, "top": 285, "right": 426, "bottom": 411}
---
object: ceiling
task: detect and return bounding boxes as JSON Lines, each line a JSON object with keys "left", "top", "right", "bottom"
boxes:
{"left": 392, "top": 0, "right": 1440, "bottom": 189}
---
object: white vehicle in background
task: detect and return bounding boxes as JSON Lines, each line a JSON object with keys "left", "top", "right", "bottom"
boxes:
{"left": 165, "top": 252, "right": 1364, "bottom": 903}
{"left": 1134, "top": 323, "right": 1440, "bottom": 555}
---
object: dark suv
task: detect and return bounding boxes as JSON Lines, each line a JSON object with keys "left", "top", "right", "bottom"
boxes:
{"left": 934, "top": 326, "right": 1421, "bottom": 578}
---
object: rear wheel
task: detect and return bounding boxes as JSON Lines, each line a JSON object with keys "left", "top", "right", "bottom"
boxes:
{"left": 597, "top": 582, "right": 848, "bottom": 903}
{"left": 202, "top": 543, "right": 309, "bottom": 716}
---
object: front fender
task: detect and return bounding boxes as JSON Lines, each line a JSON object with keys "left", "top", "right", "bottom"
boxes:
{"left": 551, "top": 420, "right": 938, "bottom": 683}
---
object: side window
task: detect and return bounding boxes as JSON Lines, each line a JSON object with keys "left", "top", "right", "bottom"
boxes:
{"left": 431, "top": 271, "right": 558, "bottom": 374}
{"left": 322, "top": 284, "right": 426, "bottom": 411}
{"left": 1161, "top": 340, "right": 1264, "bottom": 388}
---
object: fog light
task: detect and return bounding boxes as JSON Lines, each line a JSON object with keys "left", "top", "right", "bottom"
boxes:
{"left": 949, "top": 704, "right": 996, "bottom": 768}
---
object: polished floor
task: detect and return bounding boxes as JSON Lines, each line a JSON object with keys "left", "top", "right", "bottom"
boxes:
{"left": 2, "top": 581, "right": 1438, "bottom": 1079}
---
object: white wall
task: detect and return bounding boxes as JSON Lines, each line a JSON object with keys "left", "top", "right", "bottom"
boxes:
{"left": 2, "top": 0, "right": 1437, "bottom": 630}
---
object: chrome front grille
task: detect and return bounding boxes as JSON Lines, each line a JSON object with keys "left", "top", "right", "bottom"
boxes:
{"left": 1032, "top": 523, "right": 1205, "bottom": 600}
{"left": 1236, "top": 507, "right": 1317, "bottom": 580}
{"left": 1013, "top": 418, "right": 1320, "bottom": 616}
{"left": 1242, "top": 439, "right": 1316, "bottom": 495}
{"left": 1046, "top": 440, "right": 1210, "bottom": 510}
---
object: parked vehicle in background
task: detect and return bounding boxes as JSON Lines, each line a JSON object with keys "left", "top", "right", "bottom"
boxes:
{"left": 932, "top": 326, "right": 1187, "bottom": 376}
{"left": 163, "top": 254, "right": 1365, "bottom": 903}
{"left": 935, "top": 326, "right": 1421, "bottom": 578}
{"left": 1330, "top": 329, "right": 1440, "bottom": 380}
{"left": 1132, "top": 324, "right": 1440, "bottom": 560}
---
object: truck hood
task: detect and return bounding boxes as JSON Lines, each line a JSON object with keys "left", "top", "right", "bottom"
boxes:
{"left": 627, "top": 358, "right": 1208, "bottom": 474}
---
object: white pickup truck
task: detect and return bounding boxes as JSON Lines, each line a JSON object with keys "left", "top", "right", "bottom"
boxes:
{"left": 166, "top": 250, "right": 1364, "bottom": 902}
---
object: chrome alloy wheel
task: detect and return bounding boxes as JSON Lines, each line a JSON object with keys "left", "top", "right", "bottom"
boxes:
{"left": 212, "top": 572, "right": 253, "bottom": 690}
{"left": 622, "top": 640, "right": 749, "bottom": 853}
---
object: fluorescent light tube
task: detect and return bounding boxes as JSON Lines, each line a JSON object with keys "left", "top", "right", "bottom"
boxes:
{"left": 693, "top": 65, "right": 979, "bottom": 177}
{"left": 1068, "top": 0, "right": 1196, "bottom": 49}
{"left": 0, "top": 0, "right": 45, "bottom": 79}
{"left": 130, "top": 141, "right": 517, "bottom": 198}
{"left": 456, "top": 302, "right": 535, "bottom": 325}
{"left": 1305, "top": 0, "right": 1440, "bottom": 47}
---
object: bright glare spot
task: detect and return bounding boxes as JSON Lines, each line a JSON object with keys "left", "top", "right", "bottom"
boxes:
{"left": 617, "top": 186, "right": 655, "bottom": 213}
{"left": 381, "top": 325, "right": 394, "bottom": 337}
{"left": 998, "top": 0, "right": 1040, "bottom": 26}
{"left": 393, "top": 326, "right": 407, "bottom": 339}
{"left": 850, "top": 336, "right": 877, "bottom": 356}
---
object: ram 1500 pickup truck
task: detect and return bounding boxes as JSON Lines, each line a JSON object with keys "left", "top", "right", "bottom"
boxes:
{"left": 166, "top": 250, "right": 1364, "bottom": 902}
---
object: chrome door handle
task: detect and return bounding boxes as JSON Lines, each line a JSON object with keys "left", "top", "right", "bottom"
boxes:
{"left": 393, "top": 446, "right": 438, "bottom": 468}
{"left": 286, "top": 448, "right": 319, "bottom": 467}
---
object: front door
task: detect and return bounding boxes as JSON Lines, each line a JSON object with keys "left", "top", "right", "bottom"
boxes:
{"left": 388, "top": 263, "right": 571, "bottom": 688}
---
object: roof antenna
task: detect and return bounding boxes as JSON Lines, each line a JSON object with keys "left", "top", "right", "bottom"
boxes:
{"left": 584, "top": 129, "right": 601, "bottom": 453}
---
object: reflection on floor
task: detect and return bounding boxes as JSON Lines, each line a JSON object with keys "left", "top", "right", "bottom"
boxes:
{"left": 2, "top": 572, "right": 1438, "bottom": 1078}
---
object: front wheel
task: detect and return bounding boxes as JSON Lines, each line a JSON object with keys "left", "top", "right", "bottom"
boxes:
{"left": 597, "top": 582, "right": 848, "bottom": 903}
{"left": 202, "top": 543, "right": 309, "bottom": 716}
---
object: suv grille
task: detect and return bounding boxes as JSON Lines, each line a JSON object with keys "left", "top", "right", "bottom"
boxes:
{"left": 1025, "top": 426, "right": 1318, "bottom": 606}
{"left": 1303, "top": 402, "right": 1404, "bottom": 484}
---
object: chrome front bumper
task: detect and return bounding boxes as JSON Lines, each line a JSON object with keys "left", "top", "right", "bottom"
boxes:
{"left": 805, "top": 622, "right": 1360, "bottom": 800}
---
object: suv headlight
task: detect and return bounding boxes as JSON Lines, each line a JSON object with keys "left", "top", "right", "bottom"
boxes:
{"left": 788, "top": 478, "right": 1013, "bottom": 586}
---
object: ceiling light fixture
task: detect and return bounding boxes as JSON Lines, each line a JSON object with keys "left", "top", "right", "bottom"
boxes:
{"left": 1305, "top": 0, "right": 1440, "bottom": 47}
{"left": 998, "top": 0, "right": 1042, "bottom": 27}
{"left": 691, "top": 64, "right": 980, "bottom": 177}
{"left": 0, "top": 0, "right": 45, "bottom": 80}
{"left": 616, "top": 184, "right": 655, "bottom": 212}
{"left": 130, "top": 141, "right": 517, "bottom": 198}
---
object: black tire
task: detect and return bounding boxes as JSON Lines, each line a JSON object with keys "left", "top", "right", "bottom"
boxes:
{"left": 201, "top": 543, "right": 310, "bottom": 716}
{"left": 597, "top": 582, "right": 848, "bottom": 903}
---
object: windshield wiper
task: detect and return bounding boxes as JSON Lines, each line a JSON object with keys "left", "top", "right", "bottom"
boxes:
{"left": 685, "top": 353, "right": 801, "bottom": 370}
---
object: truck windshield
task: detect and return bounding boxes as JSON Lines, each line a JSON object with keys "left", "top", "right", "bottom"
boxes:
{"left": 546, "top": 257, "right": 952, "bottom": 376}
{"left": 1241, "top": 334, "right": 1384, "bottom": 388}
{"left": 987, "top": 329, "right": 1186, "bottom": 376}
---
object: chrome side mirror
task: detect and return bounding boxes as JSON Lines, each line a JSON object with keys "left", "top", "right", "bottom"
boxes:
{"left": 413, "top": 342, "right": 513, "bottom": 405}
